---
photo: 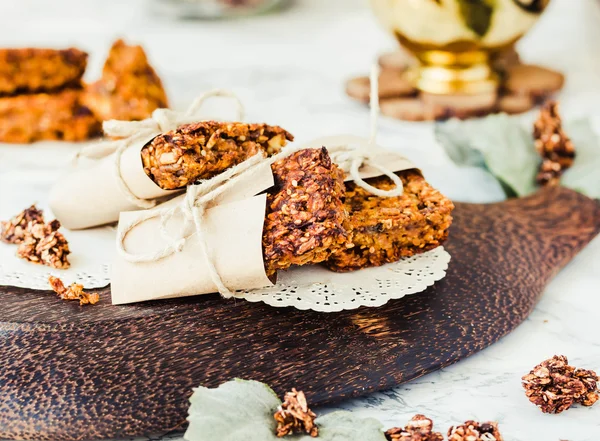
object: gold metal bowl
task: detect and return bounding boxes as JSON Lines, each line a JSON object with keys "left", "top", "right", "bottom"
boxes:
{"left": 370, "top": 0, "right": 550, "bottom": 94}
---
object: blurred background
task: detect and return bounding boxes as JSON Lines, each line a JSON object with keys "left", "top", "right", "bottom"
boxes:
{"left": 2, "top": 0, "right": 600, "bottom": 202}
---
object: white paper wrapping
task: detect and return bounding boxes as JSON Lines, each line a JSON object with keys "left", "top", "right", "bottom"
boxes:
{"left": 49, "top": 133, "right": 177, "bottom": 230}
{"left": 110, "top": 137, "right": 421, "bottom": 305}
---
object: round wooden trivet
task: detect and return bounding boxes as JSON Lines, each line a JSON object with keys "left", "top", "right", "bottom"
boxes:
{"left": 346, "top": 49, "right": 565, "bottom": 121}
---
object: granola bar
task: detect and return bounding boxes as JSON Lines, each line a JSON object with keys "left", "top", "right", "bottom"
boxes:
{"left": 325, "top": 170, "right": 454, "bottom": 272}
{"left": 83, "top": 39, "right": 168, "bottom": 122}
{"left": 141, "top": 121, "right": 294, "bottom": 190}
{"left": 263, "top": 147, "right": 349, "bottom": 277}
{"left": 0, "top": 89, "right": 101, "bottom": 143}
{"left": 0, "top": 205, "right": 45, "bottom": 244}
{"left": 0, "top": 47, "right": 87, "bottom": 95}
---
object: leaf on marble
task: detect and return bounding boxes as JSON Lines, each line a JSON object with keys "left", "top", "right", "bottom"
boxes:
{"left": 457, "top": 0, "right": 495, "bottom": 37}
{"left": 436, "top": 113, "right": 540, "bottom": 197}
{"left": 561, "top": 119, "right": 600, "bottom": 199}
{"left": 184, "top": 379, "right": 387, "bottom": 441}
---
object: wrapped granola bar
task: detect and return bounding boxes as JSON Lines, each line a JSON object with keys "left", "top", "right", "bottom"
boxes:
{"left": 111, "top": 147, "right": 348, "bottom": 304}
{"left": 49, "top": 116, "right": 292, "bottom": 230}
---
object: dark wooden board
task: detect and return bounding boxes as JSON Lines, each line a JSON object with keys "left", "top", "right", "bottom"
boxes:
{"left": 1, "top": 187, "right": 599, "bottom": 441}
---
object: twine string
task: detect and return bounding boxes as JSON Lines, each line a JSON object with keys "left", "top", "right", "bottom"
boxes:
{"left": 117, "top": 67, "right": 404, "bottom": 297}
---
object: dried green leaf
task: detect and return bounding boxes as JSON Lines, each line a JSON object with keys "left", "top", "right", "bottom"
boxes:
{"left": 185, "top": 379, "right": 280, "bottom": 441}
{"left": 316, "top": 412, "right": 386, "bottom": 441}
{"left": 185, "top": 379, "right": 387, "bottom": 441}
{"left": 436, "top": 113, "right": 540, "bottom": 197}
{"left": 457, "top": 0, "right": 495, "bottom": 37}
{"left": 561, "top": 119, "right": 600, "bottom": 199}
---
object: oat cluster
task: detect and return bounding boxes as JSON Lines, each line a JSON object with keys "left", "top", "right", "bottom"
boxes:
{"left": 385, "top": 414, "right": 443, "bottom": 441}
{"left": 274, "top": 388, "right": 318, "bottom": 438}
{"left": 263, "top": 147, "right": 349, "bottom": 277}
{"left": 83, "top": 39, "right": 169, "bottom": 122}
{"left": 326, "top": 170, "right": 454, "bottom": 272}
{"left": 0, "top": 205, "right": 45, "bottom": 244}
{"left": 141, "top": 121, "right": 293, "bottom": 190}
{"left": 447, "top": 421, "right": 503, "bottom": 441}
{"left": 522, "top": 355, "right": 599, "bottom": 414}
{"left": 17, "top": 220, "right": 71, "bottom": 269}
{"left": 1, "top": 205, "right": 71, "bottom": 269}
{"left": 48, "top": 276, "right": 99, "bottom": 306}
{"left": 533, "top": 101, "right": 576, "bottom": 187}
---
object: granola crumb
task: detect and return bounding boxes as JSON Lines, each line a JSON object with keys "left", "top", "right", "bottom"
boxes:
{"left": 534, "top": 101, "right": 575, "bottom": 187}
{"left": 48, "top": 276, "right": 99, "bottom": 305}
{"left": 0, "top": 205, "right": 45, "bottom": 244}
{"left": 447, "top": 420, "right": 503, "bottom": 441}
{"left": 274, "top": 388, "right": 318, "bottom": 438}
{"left": 17, "top": 219, "right": 70, "bottom": 269}
{"left": 385, "top": 414, "right": 443, "bottom": 441}
{"left": 522, "top": 355, "right": 599, "bottom": 414}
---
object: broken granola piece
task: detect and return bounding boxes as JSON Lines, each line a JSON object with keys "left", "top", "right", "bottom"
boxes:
{"left": 447, "top": 421, "right": 503, "bottom": 441}
{"left": 274, "top": 388, "right": 318, "bottom": 438}
{"left": 0, "top": 89, "right": 101, "bottom": 143}
{"left": 83, "top": 39, "right": 168, "bottom": 122}
{"left": 0, "top": 47, "right": 87, "bottom": 95}
{"left": 0, "top": 205, "right": 45, "bottom": 244}
{"left": 17, "top": 219, "right": 70, "bottom": 269}
{"left": 325, "top": 170, "right": 454, "bottom": 272}
{"left": 385, "top": 414, "right": 443, "bottom": 441}
{"left": 534, "top": 101, "right": 575, "bottom": 187}
{"left": 263, "top": 147, "right": 349, "bottom": 277}
{"left": 48, "top": 276, "right": 99, "bottom": 305}
{"left": 522, "top": 355, "right": 599, "bottom": 414}
{"left": 141, "top": 121, "right": 294, "bottom": 190}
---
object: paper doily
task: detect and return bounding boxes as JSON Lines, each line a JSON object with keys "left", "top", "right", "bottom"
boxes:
{"left": 236, "top": 247, "right": 451, "bottom": 312}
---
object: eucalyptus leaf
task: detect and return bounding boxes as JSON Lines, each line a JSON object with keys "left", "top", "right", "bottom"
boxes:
{"left": 185, "top": 379, "right": 388, "bottom": 441}
{"left": 316, "top": 412, "right": 386, "bottom": 441}
{"left": 436, "top": 113, "right": 540, "bottom": 197}
{"left": 185, "top": 379, "right": 281, "bottom": 441}
{"left": 457, "top": 0, "right": 495, "bottom": 37}
{"left": 561, "top": 119, "right": 600, "bottom": 199}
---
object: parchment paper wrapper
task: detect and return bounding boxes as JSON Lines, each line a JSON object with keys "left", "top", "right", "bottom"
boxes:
{"left": 49, "top": 133, "right": 178, "bottom": 230}
{"left": 111, "top": 136, "right": 417, "bottom": 305}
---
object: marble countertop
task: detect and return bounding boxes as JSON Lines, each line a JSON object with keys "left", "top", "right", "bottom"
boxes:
{"left": 1, "top": 0, "right": 600, "bottom": 440}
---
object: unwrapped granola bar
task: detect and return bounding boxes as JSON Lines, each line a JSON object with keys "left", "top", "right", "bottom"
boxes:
{"left": 0, "top": 47, "right": 87, "bottom": 96}
{"left": 83, "top": 39, "right": 168, "bottom": 122}
{"left": 325, "top": 170, "right": 453, "bottom": 272}
{"left": 0, "top": 89, "right": 101, "bottom": 143}
{"left": 263, "top": 147, "right": 349, "bottom": 277}
{"left": 141, "top": 121, "right": 294, "bottom": 190}
{"left": 17, "top": 220, "right": 70, "bottom": 269}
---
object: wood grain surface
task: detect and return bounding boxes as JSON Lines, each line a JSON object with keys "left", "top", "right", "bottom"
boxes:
{"left": 1, "top": 187, "right": 599, "bottom": 441}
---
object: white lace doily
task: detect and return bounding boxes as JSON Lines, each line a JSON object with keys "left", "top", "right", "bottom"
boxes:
{"left": 235, "top": 247, "right": 450, "bottom": 312}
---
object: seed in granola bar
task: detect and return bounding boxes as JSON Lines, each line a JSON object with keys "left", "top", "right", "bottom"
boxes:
{"left": 48, "top": 276, "right": 99, "bottom": 305}
{"left": 0, "top": 205, "right": 45, "bottom": 244}
{"left": 385, "top": 414, "right": 443, "bottom": 441}
{"left": 447, "top": 420, "right": 503, "bottom": 441}
{"left": 522, "top": 355, "right": 599, "bottom": 413}
{"left": 274, "top": 388, "right": 318, "bottom": 438}
{"left": 17, "top": 219, "right": 70, "bottom": 269}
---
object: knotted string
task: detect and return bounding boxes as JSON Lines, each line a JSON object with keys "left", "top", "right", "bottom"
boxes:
{"left": 73, "top": 89, "right": 246, "bottom": 209}
{"left": 117, "top": 65, "right": 404, "bottom": 297}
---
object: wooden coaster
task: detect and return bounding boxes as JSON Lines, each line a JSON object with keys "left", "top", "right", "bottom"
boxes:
{"left": 345, "top": 49, "right": 565, "bottom": 121}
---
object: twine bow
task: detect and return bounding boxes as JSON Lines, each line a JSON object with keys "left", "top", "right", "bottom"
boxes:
{"left": 117, "top": 65, "right": 404, "bottom": 297}
{"left": 74, "top": 89, "right": 246, "bottom": 209}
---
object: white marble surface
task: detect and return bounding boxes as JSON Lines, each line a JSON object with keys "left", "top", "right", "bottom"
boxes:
{"left": 1, "top": 0, "right": 600, "bottom": 440}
